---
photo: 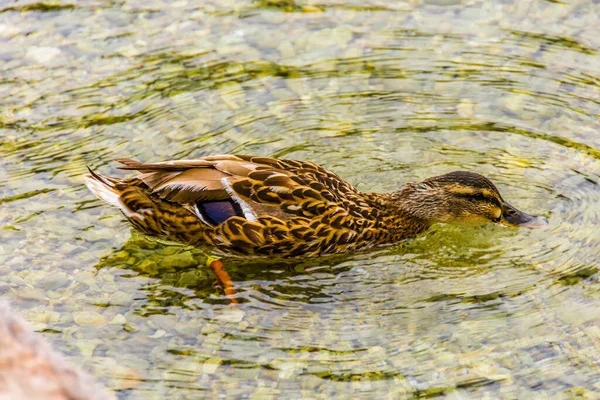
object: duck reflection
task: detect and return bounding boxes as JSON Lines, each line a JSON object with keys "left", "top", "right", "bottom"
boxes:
{"left": 93, "top": 231, "right": 363, "bottom": 309}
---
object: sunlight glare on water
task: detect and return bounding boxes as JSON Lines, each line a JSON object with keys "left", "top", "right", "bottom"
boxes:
{"left": 1, "top": 0, "right": 600, "bottom": 398}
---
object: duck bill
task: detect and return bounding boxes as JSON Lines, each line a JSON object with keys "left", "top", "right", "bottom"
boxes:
{"left": 501, "top": 202, "right": 548, "bottom": 229}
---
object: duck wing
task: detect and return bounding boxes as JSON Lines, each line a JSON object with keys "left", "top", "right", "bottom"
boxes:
{"left": 115, "top": 155, "right": 377, "bottom": 226}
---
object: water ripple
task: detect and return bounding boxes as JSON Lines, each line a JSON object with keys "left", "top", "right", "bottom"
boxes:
{"left": 2, "top": 0, "right": 600, "bottom": 398}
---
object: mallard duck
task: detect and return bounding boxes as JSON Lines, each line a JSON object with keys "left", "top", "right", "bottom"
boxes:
{"left": 85, "top": 155, "right": 546, "bottom": 300}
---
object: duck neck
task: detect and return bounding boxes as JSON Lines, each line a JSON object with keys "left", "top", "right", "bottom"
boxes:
{"left": 367, "top": 188, "right": 432, "bottom": 242}
{"left": 388, "top": 182, "right": 444, "bottom": 223}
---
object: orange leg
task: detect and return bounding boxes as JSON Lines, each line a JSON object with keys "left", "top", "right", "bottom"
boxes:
{"left": 208, "top": 259, "right": 238, "bottom": 304}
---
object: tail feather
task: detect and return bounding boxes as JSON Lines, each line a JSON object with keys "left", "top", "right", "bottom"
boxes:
{"left": 85, "top": 169, "right": 121, "bottom": 209}
{"left": 85, "top": 168, "right": 144, "bottom": 219}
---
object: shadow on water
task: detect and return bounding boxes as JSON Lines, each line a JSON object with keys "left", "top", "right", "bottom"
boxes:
{"left": 93, "top": 230, "right": 395, "bottom": 310}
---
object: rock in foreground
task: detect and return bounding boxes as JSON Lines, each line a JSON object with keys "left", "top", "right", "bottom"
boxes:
{"left": 0, "top": 302, "right": 109, "bottom": 400}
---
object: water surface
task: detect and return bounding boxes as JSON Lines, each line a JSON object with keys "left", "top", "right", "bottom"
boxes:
{"left": 2, "top": 0, "right": 600, "bottom": 398}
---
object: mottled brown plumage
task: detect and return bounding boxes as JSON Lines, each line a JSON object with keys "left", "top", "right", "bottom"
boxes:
{"left": 85, "top": 155, "right": 546, "bottom": 258}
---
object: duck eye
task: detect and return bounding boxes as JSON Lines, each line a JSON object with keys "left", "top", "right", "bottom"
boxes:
{"left": 471, "top": 192, "right": 486, "bottom": 201}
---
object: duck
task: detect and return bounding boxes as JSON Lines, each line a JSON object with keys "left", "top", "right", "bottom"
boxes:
{"left": 85, "top": 154, "right": 546, "bottom": 301}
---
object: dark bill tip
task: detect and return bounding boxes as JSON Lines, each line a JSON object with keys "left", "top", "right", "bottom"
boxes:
{"left": 502, "top": 202, "right": 548, "bottom": 229}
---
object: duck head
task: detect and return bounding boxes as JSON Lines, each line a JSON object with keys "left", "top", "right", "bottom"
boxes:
{"left": 395, "top": 171, "right": 547, "bottom": 229}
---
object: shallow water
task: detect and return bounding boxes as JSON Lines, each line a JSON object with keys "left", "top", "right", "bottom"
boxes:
{"left": 2, "top": 0, "right": 600, "bottom": 398}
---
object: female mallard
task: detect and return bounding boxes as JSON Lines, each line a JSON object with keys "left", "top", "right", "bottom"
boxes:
{"left": 85, "top": 155, "right": 546, "bottom": 300}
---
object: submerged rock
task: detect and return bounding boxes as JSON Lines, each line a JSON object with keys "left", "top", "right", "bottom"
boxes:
{"left": 0, "top": 302, "right": 110, "bottom": 400}
{"left": 26, "top": 46, "right": 62, "bottom": 64}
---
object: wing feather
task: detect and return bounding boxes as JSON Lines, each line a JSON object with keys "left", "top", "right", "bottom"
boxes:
{"left": 113, "top": 155, "right": 373, "bottom": 223}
